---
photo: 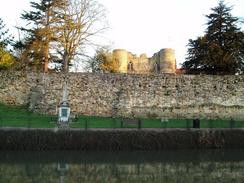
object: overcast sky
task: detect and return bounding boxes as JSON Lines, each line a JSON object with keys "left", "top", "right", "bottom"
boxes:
{"left": 0, "top": 0, "right": 243, "bottom": 66}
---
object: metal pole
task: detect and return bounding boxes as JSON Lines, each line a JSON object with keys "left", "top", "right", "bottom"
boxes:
{"left": 85, "top": 119, "right": 88, "bottom": 130}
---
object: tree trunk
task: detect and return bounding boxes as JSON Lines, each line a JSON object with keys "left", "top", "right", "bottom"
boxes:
{"left": 43, "top": 7, "right": 50, "bottom": 73}
{"left": 63, "top": 52, "right": 69, "bottom": 73}
{"left": 43, "top": 43, "right": 49, "bottom": 73}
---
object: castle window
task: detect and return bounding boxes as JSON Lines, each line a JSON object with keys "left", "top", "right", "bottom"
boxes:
{"left": 128, "top": 62, "right": 133, "bottom": 71}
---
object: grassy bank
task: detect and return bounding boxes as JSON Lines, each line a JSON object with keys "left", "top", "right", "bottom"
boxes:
{"left": 0, "top": 103, "right": 56, "bottom": 128}
{"left": 0, "top": 103, "right": 243, "bottom": 129}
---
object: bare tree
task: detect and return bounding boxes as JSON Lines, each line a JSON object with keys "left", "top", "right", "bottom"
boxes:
{"left": 54, "top": 0, "right": 107, "bottom": 73}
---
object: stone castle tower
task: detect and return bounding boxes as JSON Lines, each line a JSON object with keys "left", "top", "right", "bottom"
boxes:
{"left": 112, "top": 48, "right": 176, "bottom": 74}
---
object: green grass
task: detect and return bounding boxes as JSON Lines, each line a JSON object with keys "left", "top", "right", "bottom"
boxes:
{"left": 0, "top": 103, "right": 56, "bottom": 128}
{"left": 69, "top": 116, "right": 121, "bottom": 128}
{"left": 200, "top": 119, "right": 244, "bottom": 128}
{"left": 0, "top": 103, "right": 243, "bottom": 129}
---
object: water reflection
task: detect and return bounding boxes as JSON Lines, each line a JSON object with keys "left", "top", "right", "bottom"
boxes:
{"left": 0, "top": 150, "right": 244, "bottom": 182}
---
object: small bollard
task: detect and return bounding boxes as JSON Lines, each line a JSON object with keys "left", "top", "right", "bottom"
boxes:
{"left": 138, "top": 119, "right": 141, "bottom": 130}
{"left": 85, "top": 119, "right": 88, "bottom": 130}
{"left": 230, "top": 118, "right": 235, "bottom": 129}
{"left": 120, "top": 120, "right": 123, "bottom": 128}
{"left": 193, "top": 118, "right": 200, "bottom": 128}
{"left": 112, "top": 117, "right": 116, "bottom": 128}
{"left": 27, "top": 117, "right": 31, "bottom": 128}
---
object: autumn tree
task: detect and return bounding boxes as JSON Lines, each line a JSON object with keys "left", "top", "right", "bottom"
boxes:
{"left": 182, "top": 1, "right": 244, "bottom": 74}
{"left": 0, "top": 18, "right": 15, "bottom": 70}
{"left": 85, "top": 47, "right": 119, "bottom": 73}
{"left": 0, "top": 48, "right": 15, "bottom": 70}
{"left": 18, "top": 0, "right": 64, "bottom": 72}
{"left": 19, "top": 0, "right": 106, "bottom": 73}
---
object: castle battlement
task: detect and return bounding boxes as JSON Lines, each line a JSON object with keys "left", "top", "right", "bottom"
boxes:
{"left": 112, "top": 48, "right": 176, "bottom": 74}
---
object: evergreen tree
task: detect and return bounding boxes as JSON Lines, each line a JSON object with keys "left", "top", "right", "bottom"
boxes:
{"left": 183, "top": 1, "right": 244, "bottom": 74}
{"left": 18, "top": 0, "right": 64, "bottom": 72}
{"left": 0, "top": 18, "right": 14, "bottom": 49}
{"left": 19, "top": 0, "right": 106, "bottom": 73}
{"left": 0, "top": 18, "right": 15, "bottom": 70}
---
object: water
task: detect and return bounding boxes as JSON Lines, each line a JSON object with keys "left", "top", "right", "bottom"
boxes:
{"left": 0, "top": 150, "right": 244, "bottom": 183}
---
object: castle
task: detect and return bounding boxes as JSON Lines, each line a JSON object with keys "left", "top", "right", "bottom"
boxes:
{"left": 112, "top": 48, "right": 176, "bottom": 74}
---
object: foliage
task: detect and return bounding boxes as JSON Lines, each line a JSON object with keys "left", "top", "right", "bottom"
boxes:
{"left": 0, "top": 18, "right": 14, "bottom": 49}
{"left": 85, "top": 47, "right": 118, "bottom": 73}
{"left": 18, "top": 0, "right": 64, "bottom": 72}
{"left": 0, "top": 19, "right": 15, "bottom": 70}
{"left": 183, "top": 1, "right": 244, "bottom": 74}
{"left": 0, "top": 47, "right": 15, "bottom": 70}
{"left": 18, "top": 0, "right": 107, "bottom": 73}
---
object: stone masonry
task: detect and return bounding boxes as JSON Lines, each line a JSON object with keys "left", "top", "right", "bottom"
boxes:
{"left": 0, "top": 71, "right": 243, "bottom": 119}
{"left": 112, "top": 48, "right": 176, "bottom": 74}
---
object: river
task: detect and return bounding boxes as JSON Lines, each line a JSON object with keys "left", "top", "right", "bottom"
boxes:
{"left": 0, "top": 150, "right": 243, "bottom": 182}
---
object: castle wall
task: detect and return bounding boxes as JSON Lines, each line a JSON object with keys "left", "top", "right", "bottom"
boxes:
{"left": 112, "top": 48, "right": 176, "bottom": 74}
{"left": 113, "top": 49, "right": 128, "bottom": 73}
{"left": 128, "top": 53, "right": 151, "bottom": 74}
{"left": 159, "top": 48, "right": 176, "bottom": 73}
{"left": 132, "top": 58, "right": 151, "bottom": 74}
{"left": 0, "top": 71, "right": 243, "bottom": 119}
{"left": 0, "top": 72, "right": 30, "bottom": 105}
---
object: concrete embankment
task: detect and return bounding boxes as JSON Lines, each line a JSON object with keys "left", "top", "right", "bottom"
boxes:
{"left": 0, "top": 128, "right": 244, "bottom": 151}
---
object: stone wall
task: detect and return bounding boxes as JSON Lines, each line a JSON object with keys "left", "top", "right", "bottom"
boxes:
{"left": 0, "top": 71, "right": 244, "bottom": 119}
{"left": 0, "top": 72, "right": 29, "bottom": 105}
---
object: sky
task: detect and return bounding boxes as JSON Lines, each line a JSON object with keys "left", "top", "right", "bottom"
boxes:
{"left": 0, "top": 0, "right": 243, "bottom": 67}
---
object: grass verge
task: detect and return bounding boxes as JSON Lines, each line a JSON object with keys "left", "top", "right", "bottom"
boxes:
{"left": 0, "top": 103, "right": 243, "bottom": 129}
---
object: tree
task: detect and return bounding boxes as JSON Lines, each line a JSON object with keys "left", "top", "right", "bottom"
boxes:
{"left": 0, "top": 18, "right": 14, "bottom": 48}
{"left": 0, "top": 18, "right": 15, "bottom": 70}
{"left": 85, "top": 47, "right": 118, "bottom": 73}
{"left": 0, "top": 47, "right": 15, "bottom": 70}
{"left": 183, "top": 1, "right": 244, "bottom": 74}
{"left": 53, "top": 0, "right": 107, "bottom": 73}
{"left": 19, "top": 0, "right": 107, "bottom": 73}
{"left": 18, "top": 0, "right": 64, "bottom": 72}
